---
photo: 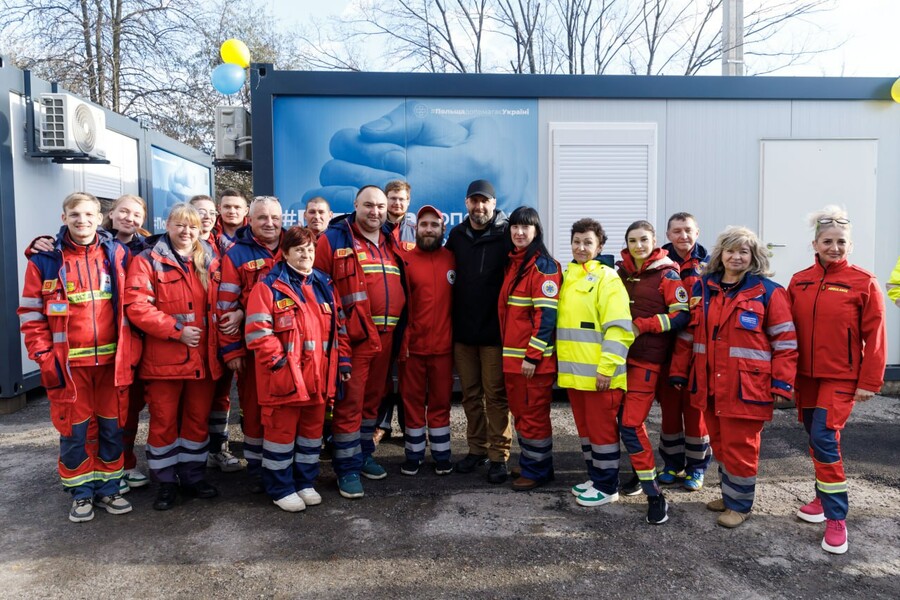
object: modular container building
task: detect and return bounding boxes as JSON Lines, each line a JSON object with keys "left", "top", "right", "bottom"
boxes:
{"left": 248, "top": 65, "right": 900, "bottom": 380}
{"left": 0, "top": 58, "right": 213, "bottom": 411}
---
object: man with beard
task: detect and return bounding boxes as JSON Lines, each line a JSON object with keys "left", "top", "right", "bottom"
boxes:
{"left": 396, "top": 206, "right": 456, "bottom": 475}
{"left": 445, "top": 180, "right": 513, "bottom": 484}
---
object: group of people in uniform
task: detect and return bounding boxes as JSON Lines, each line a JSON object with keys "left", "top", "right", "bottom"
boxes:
{"left": 19, "top": 178, "right": 891, "bottom": 557}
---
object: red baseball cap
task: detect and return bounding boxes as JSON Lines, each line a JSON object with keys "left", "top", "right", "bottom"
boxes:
{"left": 416, "top": 205, "right": 443, "bottom": 220}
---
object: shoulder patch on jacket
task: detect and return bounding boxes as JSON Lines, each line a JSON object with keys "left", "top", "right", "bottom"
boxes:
{"left": 541, "top": 280, "right": 559, "bottom": 297}
{"left": 42, "top": 279, "right": 58, "bottom": 293}
{"left": 335, "top": 248, "right": 353, "bottom": 258}
{"left": 675, "top": 286, "right": 688, "bottom": 303}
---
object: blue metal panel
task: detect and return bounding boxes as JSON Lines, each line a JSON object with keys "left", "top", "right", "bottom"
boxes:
{"left": 249, "top": 65, "right": 894, "bottom": 101}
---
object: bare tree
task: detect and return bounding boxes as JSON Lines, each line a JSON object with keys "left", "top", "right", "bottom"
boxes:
{"left": 0, "top": 0, "right": 205, "bottom": 113}
{"left": 316, "top": 0, "right": 837, "bottom": 76}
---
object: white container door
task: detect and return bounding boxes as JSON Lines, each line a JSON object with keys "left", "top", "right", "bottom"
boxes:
{"left": 760, "top": 139, "right": 877, "bottom": 286}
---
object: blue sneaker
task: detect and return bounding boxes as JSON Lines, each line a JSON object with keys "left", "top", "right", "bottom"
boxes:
{"left": 338, "top": 473, "right": 364, "bottom": 499}
{"left": 657, "top": 468, "right": 680, "bottom": 485}
{"left": 361, "top": 456, "right": 387, "bottom": 480}
{"left": 682, "top": 470, "right": 704, "bottom": 491}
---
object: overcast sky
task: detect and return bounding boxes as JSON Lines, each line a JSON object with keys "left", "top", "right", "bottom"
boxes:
{"left": 266, "top": 0, "right": 900, "bottom": 77}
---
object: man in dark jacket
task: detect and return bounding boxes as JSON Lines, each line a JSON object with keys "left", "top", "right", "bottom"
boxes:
{"left": 445, "top": 180, "right": 514, "bottom": 483}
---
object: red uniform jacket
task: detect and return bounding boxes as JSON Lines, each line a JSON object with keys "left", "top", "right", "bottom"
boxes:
{"left": 216, "top": 226, "right": 283, "bottom": 362}
{"left": 670, "top": 273, "right": 798, "bottom": 421}
{"left": 498, "top": 250, "right": 562, "bottom": 375}
{"left": 125, "top": 235, "right": 221, "bottom": 381}
{"left": 315, "top": 214, "right": 405, "bottom": 354}
{"left": 617, "top": 248, "right": 689, "bottom": 366}
{"left": 401, "top": 246, "right": 455, "bottom": 356}
{"left": 788, "top": 257, "right": 887, "bottom": 392}
{"left": 18, "top": 227, "right": 135, "bottom": 406}
{"left": 245, "top": 262, "right": 351, "bottom": 406}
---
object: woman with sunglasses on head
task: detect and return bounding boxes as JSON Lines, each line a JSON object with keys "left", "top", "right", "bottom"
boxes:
{"left": 670, "top": 226, "right": 797, "bottom": 529}
{"left": 787, "top": 207, "right": 886, "bottom": 555}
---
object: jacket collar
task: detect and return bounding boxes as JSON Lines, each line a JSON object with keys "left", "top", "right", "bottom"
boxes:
{"left": 662, "top": 242, "right": 708, "bottom": 266}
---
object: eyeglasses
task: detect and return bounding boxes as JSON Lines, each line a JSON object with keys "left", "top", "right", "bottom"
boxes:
{"left": 196, "top": 209, "right": 218, "bottom": 218}
{"left": 817, "top": 217, "right": 849, "bottom": 225}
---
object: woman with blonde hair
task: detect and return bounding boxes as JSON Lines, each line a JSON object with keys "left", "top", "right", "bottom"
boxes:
{"left": 788, "top": 206, "right": 886, "bottom": 554}
{"left": 670, "top": 226, "right": 797, "bottom": 528}
{"left": 124, "top": 203, "right": 221, "bottom": 510}
{"left": 102, "top": 194, "right": 151, "bottom": 251}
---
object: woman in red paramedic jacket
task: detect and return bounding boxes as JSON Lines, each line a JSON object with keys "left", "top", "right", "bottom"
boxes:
{"left": 498, "top": 207, "right": 562, "bottom": 491}
{"left": 125, "top": 203, "right": 222, "bottom": 511}
{"left": 670, "top": 226, "right": 797, "bottom": 529}
{"left": 617, "top": 220, "right": 690, "bottom": 525}
{"left": 788, "top": 206, "right": 886, "bottom": 555}
{"left": 245, "top": 226, "right": 352, "bottom": 512}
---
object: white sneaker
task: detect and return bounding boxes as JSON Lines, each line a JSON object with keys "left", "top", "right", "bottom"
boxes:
{"left": 575, "top": 488, "right": 619, "bottom": 507}
{"left": 69, "top": 498, "right": 94, "bottom": 523}
{"left": 571, "top": 479, "right": 594, "bottom": 496}
{"left": 273, "top": 492, "right": 306, "bottom": 512}
{"left": 297, "top": 487, "right": 322, "bottom": 506}
{"left": 124, "top": 469, "right": 149, "bottom": 488}
{"left": 207, "top": 449, "right": 245, "bottom": 472}
{"left": 118, "top": 479, "right": 131, "bottom": 495}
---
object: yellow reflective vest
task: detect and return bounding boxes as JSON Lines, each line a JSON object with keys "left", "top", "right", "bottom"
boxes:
{"left": 556, "top": 259, "right": 635, "bottom": 391}
{"left": 887, "top": 255, "right": 900, "bottom": 307}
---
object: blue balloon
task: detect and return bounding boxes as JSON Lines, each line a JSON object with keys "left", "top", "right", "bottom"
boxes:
{"left": 211, "top": 63, "right": 246, "bottom": 95}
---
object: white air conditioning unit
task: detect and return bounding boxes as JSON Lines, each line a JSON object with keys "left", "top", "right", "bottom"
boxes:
{"left": 38, "top": 93, "right": 107, "bottom": 159}
{"left": 215, "top": 105, "right": 252, "bottom": 161}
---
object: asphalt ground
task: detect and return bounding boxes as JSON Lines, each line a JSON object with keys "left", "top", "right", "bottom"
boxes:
{"left": 1, "top": 392, "right": 898, "bottom": 599}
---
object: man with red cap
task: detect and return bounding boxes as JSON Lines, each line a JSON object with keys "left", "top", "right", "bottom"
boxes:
{"left": 397, "top": 205, "right": 455, "bottom": 475}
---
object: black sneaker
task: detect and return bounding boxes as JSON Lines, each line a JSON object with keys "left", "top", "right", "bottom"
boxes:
{"left": 647, "top": 494, "right": 669, "bottom": 525}
{"left": 181, "top": 480, "right": 219, "bottom": 499}
{"left": 620, "top": 473, "right": 642, "bottom": 496}
{"left": 153, "top": 482, "right": 178, "bottom": 511}
{"left": 400, "top": 459, "right": 422, "bottom": 476}
{"left": 455, "top": 453, "right": 488, "bottom": 473}
{"left": 434, "top": 460, "right": 454, "bottom": 475}
{"left": 487, "top": 461, "right": 508, "bottom": 484}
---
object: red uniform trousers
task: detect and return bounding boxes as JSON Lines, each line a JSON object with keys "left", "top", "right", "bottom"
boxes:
{"left": 238, "top": 356, "right": 263, "bottom": 477}
{"left": 122, "top": 379, "right": 145, "bottom": 470}
{"left": 55, "top": 364, "right": 125, "bottom": 500}
{"left": 621, "top": 364, "right": 661, "bottom": 496}
{"left": 400, "top": 353, "right": 453, "bottom": 463}
{"left": 568, "top": 388, "right": 623, "bottom": 495}
{"left": 704, "top": 397, "right": 764, "bottom": 514}
{"left": 261, "top": 402, "right": 327, "bottom": 502}
{"left": 795, "top": 375, "right": 855, "bottom": 520}
{"left": 209, "top": 368, "right": 235, "bottom": 451}
{"left": 506, "top": 372, "right": 555, "bottom": 481}
{"left": 144, "top": 376, "right": 215, "bottom": 485}
{"left": 656, "top": 362, "right": 709, "bottom": 474}
{"left": 331, "top": 330, "right": 394, "bottom": 476}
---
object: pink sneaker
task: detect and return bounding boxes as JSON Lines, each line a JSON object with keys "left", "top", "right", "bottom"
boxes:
{"left": 822, "top": 519, "right": 848, "bottom": 554}
{"left": 796, "top": 497, "right": 826, "bottom": 523}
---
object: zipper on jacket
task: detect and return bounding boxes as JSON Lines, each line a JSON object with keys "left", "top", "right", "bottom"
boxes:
{"left": 847, "top": 328, "right": 853, "bottom": 368}
{"left": 809, "top": 268, "right": 827, "bottom": 374}
{"left": 83, "top": 247, "right": 100, "bottom": 365}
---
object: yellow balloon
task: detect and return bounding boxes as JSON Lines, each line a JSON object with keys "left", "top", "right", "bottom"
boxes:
{"left": 220, "top": 39, "right": 251, "bottom": 69}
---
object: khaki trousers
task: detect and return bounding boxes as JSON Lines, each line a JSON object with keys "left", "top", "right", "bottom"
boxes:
{"left": 453, "top": 343, "right": 511, "bottom": 462}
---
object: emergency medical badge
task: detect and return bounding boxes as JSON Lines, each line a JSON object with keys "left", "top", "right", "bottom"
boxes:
{"left": 447, "top": 270, "right": 456, "bottom": 285}
{"left": 541, "top": 280, "right": 559, "bottom": 297}
{"left": 675, "top": 286, "right": 688, "bottom": 303}
{"left": 738, "top": 310, "right": 760, "bottom": 330}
